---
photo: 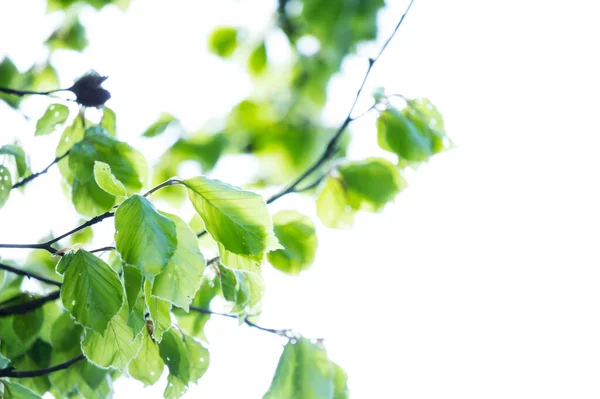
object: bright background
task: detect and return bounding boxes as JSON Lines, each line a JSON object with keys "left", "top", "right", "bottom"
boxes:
{"left": 1, "top": 0, "right": 600, "bottom": 398}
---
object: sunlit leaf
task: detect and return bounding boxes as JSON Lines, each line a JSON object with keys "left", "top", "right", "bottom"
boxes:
{"left": 93, "top": 161, "right": 127, "bottom": 197}
{"left": 0, "top": 143, "right": 29, "bottom": 178}
{"left": 142, "top": 113, "right": 177, "bottom": 138}
{"left": 248, "top": 41, "right": 267, "bottom": 76}
{"left": 35, "top": 103, "right": 69, "bottom": 136}
{"left": 128, "top": 329, "right": 164, "bottom": 386}
{"left": 159, "top": 329, "right": 189, "bottom": 383}
{"left": 100, "top": 107, "right": 117, "bottom": 136}
{"left": 316, "top": 178, "right": 355, "bottom": 229}
{"left": 208, "top": 26, "right": 238, "bottom": 58}
{"left": 58, "top": 250, "right": 124, "bottom": 333}
{"left": 1, "top": 380, "right": 43, "bottom": 399}
{"left": 11, "top": 340, "right": 52, "bottom": 395}
{"left": 114, "top": 194, "right": 177, "bottom": 277}
{"left": 45, "top": 16, "right": 88, "bottom": 52}
{"left": 144, "top": 280, "right": 171, "bottom": 342}
{"left": 0, "top": 165, "right": 12, "bottom": 208}
{"left": 377, "top": 108, "right": 433, "bottom": 163}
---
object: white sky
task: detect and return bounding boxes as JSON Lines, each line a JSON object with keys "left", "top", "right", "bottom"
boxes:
{"left": 1, "top": 0, "right": 600, "bottom": 398}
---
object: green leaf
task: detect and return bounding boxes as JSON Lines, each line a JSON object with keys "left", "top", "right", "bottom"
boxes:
{"left": 81, "top": 305, "right": 142, "bottom": 371}
{"left": 0, "top": 297, "right": 43, "bottom": 358}
{"left": 93, "top": 161, "right": 127, "bottom": 197}
{"left": 0, "top": 144, "right": 29, "bottom": 178}
{"left": 38, "top": 302, "right": 62, "bottom": 344}
{"left": 404, "top": 98, "right": 450, "bottom": 153}
{"left": 45, "top": 16, "right": 88, "bottom": 52}
{"left": 164, "top": 375, "right": 188, "bottom": 399}
{"left": 35, "top": 103, "right": 69, "bottom": 136}
{"left": 377, "top": 108, "right": 433, "bottom": 163}
{"left": 100, "top": 107, "right": 116, "bottom": 136}
{"left": 1, "top": 380, "right": 43, "bottom": 399}
{"left": 159, "top": 330, "right": 189, "bottom": 383}
{"left": 208, "top": 26, "right": 238, "bottom": 58}
{"left": 248, "top": 41, "right": 267, "bottom": 76}
{"left": 51, "top": 312, "right": 84, "bottom": 351}
{"left": 267, "top": 211, "right": 318, "bottom": 275}
{"left": 263, "top": 338, "right": 340, "bottom": 399}
{"left": 128, "top": 329, "right": 164, "bottom": 386}
{"left": 142, "top": 113, "right": 177, "bottom": 138}
{"left": 173, "top": 273, "right": 217, "bottom": 342}
{"left": 76, "top": 360, "right": 112, "bottom": 399}
{"left": 152, "top": 212, "right": 205, "bottom": 311}
{"left": 144, "top": 280, "right": 171, "bottom": 342}
{"left": 183, "top": 176, "right": 279, "bottom": 255}
{"left": 11, "top": 340, "right": 52, "bottom": 395}
{"left": 184, "top": 337, "right": 209, "bottom": 383}
{"left": 126, "top": 290, "right": 146, "bottom": 337}
{"left": 59, "top": 250, "right": 124, "bottom": 333}
{"left": 123, "top": 265, "right": 142, "bottom": 312}
{"left": 0, "top": 57, "right": 34, "bottom": 108}
{"left": 338, "top": 158, "right": 406, "bottom": 211}
{"left": 0, "top": 165, "right": 12, "bottom": 208}
{"left": 0, "top": 352, "right": 10, "bottom": 368}
{"left": 333, "top": 361, "right": 349, "bottom": 399}
{"left": 316, "top": 178, "right": 355, "bottom": 229}
{"left": 114, "top": 194, "right": 177, "bottom": 277}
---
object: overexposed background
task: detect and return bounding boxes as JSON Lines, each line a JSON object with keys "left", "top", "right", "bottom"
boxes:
{"left": 1, "top": 0, "right": 600, "bottom": 398}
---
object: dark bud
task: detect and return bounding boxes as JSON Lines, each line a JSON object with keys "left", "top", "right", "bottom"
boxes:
{"left": 69, "top": 70, "right": 111, "bottom": 108}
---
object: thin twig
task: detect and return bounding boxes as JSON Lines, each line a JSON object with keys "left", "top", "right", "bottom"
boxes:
{"left": 143, "top": 178, "right": 182, "bottom": 197}
{"left": 46, "top": 211, "right": 114, "bottom": 246}
{"left": 0, "top": 242, "right": 56, "bottom": 254}
{"left": 265, "top": 0, "right": 415, "bottom": 205}
{"left": 12, "top": 151, "right": 70, "bottom": 190}
{"left": 0, "top": 262, "right": 61, "bottom": 287}
{"left": 0, "top": 86, "right": 66, "bottom": 98}
{"left": 0, "top": 354, "right": 85, "bottom": 378}
{"left": 89, "top": 246, "right": 116, "bottom": 254}
{"left": 0, "top": 291, "right": 60, "bottom": 317}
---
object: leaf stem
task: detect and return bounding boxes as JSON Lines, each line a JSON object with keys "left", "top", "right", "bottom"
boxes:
{"left": 142, "top": 178, "right": 182, "bottom": 197}
{"left": 0, "top": 354, "right": 85, "bottom": 378}
{"left": 0, "top": 262, "right": 61, "bottom": 287}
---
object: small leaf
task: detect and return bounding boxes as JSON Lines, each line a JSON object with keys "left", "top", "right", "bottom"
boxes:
{"left": 93, "top": 161, "right": 127, "bottom": 196}
{"left": 267, "top": 211, "right": 318, "bottom": 275}
{"left": 184, "top": 337, "right": 209, "bottom": 383}
{"left": 58, "top": 250, "right": 124, "bottom": 333}
{"left": 142, "top": 113, "right": 177, "bottom": 138}
{"left": 316, "top": 178, "right": 355, "bottom": 229}
{"left": 208, "top": 26, "right": 238, "bottom": 58}
{"left": 81, "top": 305, "right": 142, "bottom": 371}
{"left": 164, "top": 375, "right": 188, "bottom": 399}
{"left": 183, "top": 176, "right": 279, "bottom": 255}
{"left": 100, "top": 107, "right": 117, "bottom": 136}
{"left": 35, "top": 103, "right": 69, "bottom": 136}
{"left": 152, "top": 212, "right": 205, "bottom": 311}
{"left": 0, "top": 143, "right": 29, "bottom": 178}
{"left": 377, "top": 108, "right": 433, "bottom": 163}
{"left": 145, "top": 280, "right": 171, "bottom": 342}
{"left": 1, "top": 380, "right": 43, "bottom": 399}
{"left": 159, "top": 329, "right": 190, "bottom": 383}
{"left": 248, "top": 41, "right": 267, "bottom": 76}
{"left": 123, "top": 265, "right": 143, "bottom": 311}
{"left": 0, "top": 165, "right": 12, "bottom": 208}
{"left": 128, "top": 329, "right": 165, "bottom": 386}
{"left": 114, "top": 194, "right": 177, "bottom": 277}
{"left": 45, "top": 16, "right": 88, "bottom": 52}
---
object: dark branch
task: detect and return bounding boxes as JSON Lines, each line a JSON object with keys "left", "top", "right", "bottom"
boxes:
{"left": 0, "top": 262, "right": 61, "bottom": 287}
{"left": 266, "top": 0, "right": 415, "bottom": 205}
{"left": 89, "top": 246, "right": 116, "bottom": 254}
{"left": 0, "top": 242, "right": 56, "bottom": 254}
{"left": 0, "top": 354, "right": 85, "bottom": 378}
{"left": 0, "top": 291, "right": 60, "bottom": 317}
{"left": 46, "top": 211, "right": 114, "bottom": 246}
{"left": 0, "top": 86, "right": 66, "bottom": 98}
{"left": 189, "top": 306, "right": 294, "bottom": 337}
{"left": 12, "top": 151, "right": 70, "bottom": 190}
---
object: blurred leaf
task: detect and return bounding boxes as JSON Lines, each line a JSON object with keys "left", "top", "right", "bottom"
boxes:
{"left": 81, "top": 305, "right": 142, "bottom": 371}
{"left": 45, "top": 16, "right": 88, "bottom": 52}
{"left": 338, "top": 158, "right": 405, "bottom": 211}
{"left": 1, "top": 380, "right": 43, "bottom": 399}
{"left": 0, "top": 352, "right": 10, "bottom": 368}
{"left": 174, "top": 272, "right": 218, "bottom": 342}
{"left": 183, "top": 176, "right": 280, "bottom": 256}
{"left": 114, "top": 194, "right": 177, "bottom": 277}
{"left": 0, "top": 57, "right": 33, "bottom": 108}
{"left": 377, "top": 108, "right": 433, "bottom": 164}
{"left": 0, "top": 296, "right": 44, "bottom": 358}
{"left": 267, "top": 211, "right": 318, "bottom": 275}
{"left": 316, "top": 178, "right": 355, "bottom": 229}
{"left": 128, "top": 329, "right": 164, "bottom": 386}
{"left": 152, "top": 212, "right": 205, "bottom": 311}
{"left": 248, "top": 41, "right": 267, "bottom": 76}
{"left": 0, "top": 165, "right": 12, "bottom": 208}
{"left": 101, "top": 107, "right": 117, "bottom": 136}
{"left": 404, "top": 98, "right": 450, "bottom": 154}
{"left": 58, "top": 250, "right": 124, "bottom": 333}
{"left": 35, "top": 104, "right": 69, "bottom": 136}
{"left": 144, "top": 280, "right": 171, "bottom": 342}
{"left": 333, "top": 361, "right": 349, "bottom": 399}
{"left": 93, "top": 161, "right": 127, "bottom": 197}
{"left": 11, "top": 340, "right": 52, "bottom": 395}
{"left": 51, "top": 312, "right": 84, "bottom": 351}
{"left": 208, "top": 26, "right": 238, "bottom": 58}
{"left": 0, "top": 143, "right": 29, "bottom": 178}
{"left": 142, "top": 113, "right": 177, "bottom": 138}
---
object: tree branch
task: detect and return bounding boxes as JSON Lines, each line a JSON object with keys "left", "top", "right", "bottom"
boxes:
{"left": 0, "top": 354, "right": 85, "bottom": 378}
{"left": 0, "top": 291, "right": 60, "bottom": 317}
{"left": 0, "top": 262, "right": 61, "bottom": 287}
{"left": 266, "top": 0, "right": 415, "bottom": 204}
{"left": 46, "top": 211, "right": 114, "bottom": 246}
{"left": 0, "top": 86, "right": 66, "bottom": 98}
{"left": 12, "top": 151, "right": 70, "bottom": 190}
{"left": 89, "top": 246, "right": 115, "bottom": 254}
{"left": 189, "top": 306, "right": 295, "bottom": 338}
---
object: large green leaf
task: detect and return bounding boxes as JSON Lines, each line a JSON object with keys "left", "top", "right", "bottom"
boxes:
{"left": 338, "top": 158, "right": 406, "bottom": 211}
{"left": 144, "top": 280, "right": 171, "bottom": 342}
{"left": 128, "top": 329, "right": 164, "bottom": 386}
{"left": 35, "top": 103, "right": 69, "bottom": 136}
{"left": 159, "top": 330, "right": 190, "bottom": 384}
{"left": 93, "top": 161, "right": 127, "bottom": 197}
{"left": 184, "top": 337, "right": 209, "bottom": 384}
{"left": 0, "top": 165, "right": 12, "bottom": 209}
{"left": 115, "top": 195, "right": 177, "bottom": 277}
{"left": 81, "top": 305, "right": 142, "bottom": 371}
{"left": 58, "top": 250, "right": 124, "bottom": 333}
{"left": 376, "top": 108, "right": 433, "bottom": 163}
{"left": 1, "top": 380, "right": 43, "bottom": 399}
{"left": 152, "top": 212, "right": 205, "bottom": 311}
{"left": 316, "top": 178, "right": 355, "bottom": 229}
{"left": 267, "top": 211, "right": 318, "bottom": 275}
{"left": 264, "top": 338, "right": 344, "bottom": 399}
{"left": 183, "top": 176, "right": 279, "bottom": 255}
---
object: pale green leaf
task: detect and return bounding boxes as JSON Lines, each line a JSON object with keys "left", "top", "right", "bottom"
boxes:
{"left": 185, "top": 337, "right": 209, "bottom": 383}
{"left": 51, "top": 312, "right": 83, "bottom": 351}
{"left": 267, "top": 211, "right": 318, "bottom": 275}
{"left": 81, "top": 305, "right": 142, "bottom": 371}
{"left": 145, "top": 280, "right": 171, "bottom": 342}
{"left": 1, "top": 380, "right": 43, "bottom": 399}
{"left": 142, "top": 113, "right": 177, "bottom": 138}
{"left": 183, "top": 176, "right": 279, "bottom": 255}
{"left": 377, "top": 108, "right": 433, "bottom": 163}
{"left": 152, "top": 212, "right": 205, "bottom": 311}
{"left": 0, "top": 165, "right": 12, "bottom": 209}
{"left": 0, "top": 352, "right": 10, "bottom": 368}
{"left": 128, "top": 329, "right": 164, "bottom": 386}
{"left": 114, "top": 194, "right": 177, "bottom": 277}
{"left": 208, "top": 26, "right": 238, "bottom": 58}
{"left": 35, "top": 103, "right": 69, "bottom": 136}
{"left": 100, "top": 107, "right": 116, "bottom": 136}
{"left": 93, "top": 161, "right": 127, "bottom": 197}
{"left": 0, "top": 144, "right": 29, "bottom": 178}
{"left": 59, "top": 250, "right": 124, "bottom": 333}
{"left": 316, "top": 178, "right": 355, "bottom": 229}
{"left": 164, "top": 375, "right": 188, "bottom": 399}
